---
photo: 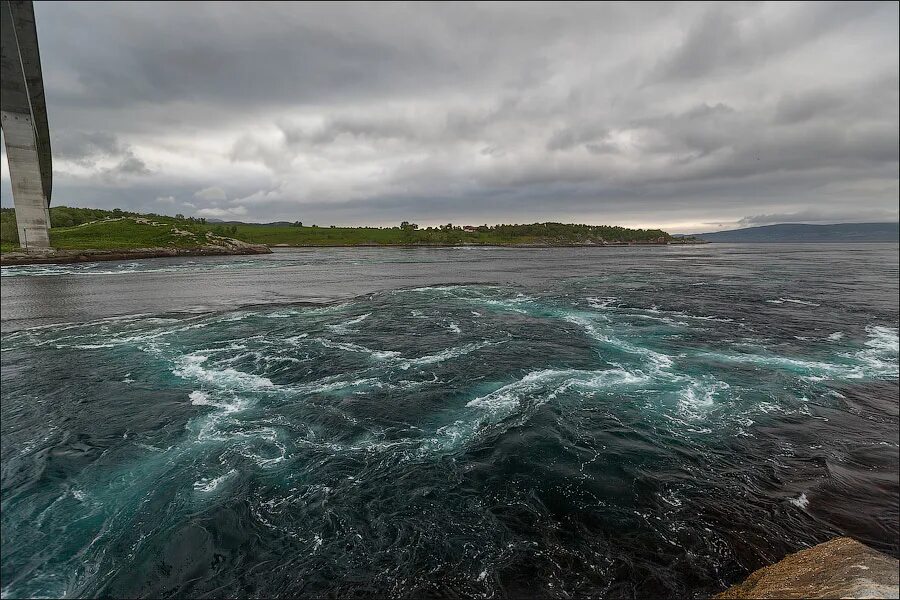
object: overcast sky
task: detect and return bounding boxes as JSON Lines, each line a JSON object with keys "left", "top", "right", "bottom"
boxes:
{"left": 1, "top": 1, "right": 898, "bottom": 231}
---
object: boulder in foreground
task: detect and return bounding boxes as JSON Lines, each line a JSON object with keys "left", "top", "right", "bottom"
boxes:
{"left": 716, "top": 537, "right": 899, "bottom": 599}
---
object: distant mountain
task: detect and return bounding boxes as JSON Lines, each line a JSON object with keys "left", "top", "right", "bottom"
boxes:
{"left": 693, "top": 222, "right": 899, "bottom": 243}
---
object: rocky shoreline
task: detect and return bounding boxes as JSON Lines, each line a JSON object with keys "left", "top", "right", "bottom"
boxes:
{"left": 267, "top": 239, "right": 707, "bottom": 248}
{"left": 0, "top": 240, "right": 271, "bottom": 266}
{"left": 1, "top": 239, "right": 710, "bottom": 265}
{"left": 716, "top": 537, "right": 899, "bottom": 599}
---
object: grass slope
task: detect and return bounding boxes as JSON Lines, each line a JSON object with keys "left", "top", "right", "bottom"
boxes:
{"left": 49, "top": 219, "right": 208, "bottom": 250}
{"left": 1, "top": 208, "right": 209, "bottom": 251}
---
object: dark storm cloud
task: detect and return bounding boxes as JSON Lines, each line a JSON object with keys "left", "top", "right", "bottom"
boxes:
{"left": 651, "top": 2, "right": 885, "bottom": 82}
{"left": 53, "top": 131, "right": 125, "bottom": 163}
{"left": 1, "top": 1, "right": 897, "bottom": 230}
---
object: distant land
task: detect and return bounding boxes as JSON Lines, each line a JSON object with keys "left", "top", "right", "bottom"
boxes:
{"left": 690, "top": 222, "right": 899, "bottom": 243}
{"left": 1, "top": 207, "right": 690, "bottom": 264}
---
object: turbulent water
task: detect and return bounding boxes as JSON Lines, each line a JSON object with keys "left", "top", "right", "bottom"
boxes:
{"left": 1, "top": 245, "right": 898, "bottom": 598}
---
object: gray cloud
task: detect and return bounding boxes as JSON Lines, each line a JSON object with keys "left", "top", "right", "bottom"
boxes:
{"left": 0, "top": 1, "right": 897, "bottom": 231}
{"left": 53, "top": 131, "right": 126, "bottom": 164}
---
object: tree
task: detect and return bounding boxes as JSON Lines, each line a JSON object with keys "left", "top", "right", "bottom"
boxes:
{"left": 400, "top": 221, "right": 418, "bottom": 231}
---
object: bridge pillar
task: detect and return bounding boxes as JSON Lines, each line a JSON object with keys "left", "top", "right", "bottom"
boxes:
{"left": 1, "top": 0, "right": 53, "bottom": 251}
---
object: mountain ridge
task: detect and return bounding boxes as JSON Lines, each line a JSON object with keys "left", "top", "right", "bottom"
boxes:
{"left": 691, "top": 222, "right": 898, "bottom": 242}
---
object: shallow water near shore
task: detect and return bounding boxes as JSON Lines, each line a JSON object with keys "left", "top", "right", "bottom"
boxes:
{"left": 1, "top": 244, "right": 898, "bottom": 598}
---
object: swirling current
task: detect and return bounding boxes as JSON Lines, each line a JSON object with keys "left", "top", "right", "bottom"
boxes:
{"left": 1, "top": 245, "right": 898, "bottom": 598}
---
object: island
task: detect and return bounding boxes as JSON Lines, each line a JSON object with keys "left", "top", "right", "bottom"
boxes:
{"left": 0, "top": 207, "right": 691, "bottom": 265}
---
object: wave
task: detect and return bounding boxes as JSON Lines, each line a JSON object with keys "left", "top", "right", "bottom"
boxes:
{"left": 398, "top": 342, "right": 492, "bottom": 370}
{"left": 175, "top": 354, "right": 275, "bottom": 391}
{"left": 789, "top": 492, "right": 809, "bottom": 509}
{"left": 193, "top": 469, "right": 238, "bottom": 493}
{"left": 314, "top": 338, "right": 401, "bottom": 360}
{"left": 422, "top": 367, "right": 649, "bottom": 454}
{"left": 189, "top": 390, "right": 250, "bottom": 413}
{"left": 325, "top": 313, "right": 371, "bottom": 335}
{"left": 563, "top": 313, "right": 674, "bottom": 373}
{"left": 864, "top": 325, "right": 899, "bottom": 353}
{"left": 699, "top": 327, "right": 898, "bottom": 380}
{"left": 853, "top": 325, "right": 899, "bottom": 377}
{"left": 678, "top": 378, "right": 729, "bottom": 418}
{"left": 766, "top": 298, "right": 821, "bottom": 307}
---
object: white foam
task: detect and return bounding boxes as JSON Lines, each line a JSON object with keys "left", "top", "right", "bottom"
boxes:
{"left": 447, "top": 321, "right": 462, "bottom": 334}
{"left": 326, "top": 313, "right": 371, "bottom": 334}
{"left": 466, "top": 367, "right": 645, "bottom": 412}
{"left": 789, "top": 492, "right": 809, "bottom": 509}
{"left": 678, "top": 378, "right": 729, "bottom": 417}
{"left": 305, "top": 377, "right": 380, "bottom": 393}
{"left": 768, "top": 298, "right": 820, "bottom": 307}
{"left": 854, "top": 325, "right": 899, "bottom": 377}
{"left": 827, "top": 332, "right": 844, "bottom": 341}
{"left": 865, "top": 325, "right": 899, "bottom": 353}
{"left": 189, "top": 390, "right": 249, "bottom": 413}
{"left": 702, "top": 350, "right": 858, "bottom": 379}
{"left": 427, "top": 367, "right": 645, "bottom": 454}
{"left": 586, "top": 297, "right": 619, "bottom": 309}
{"left": 262, "top": 309, "right": 302, "bottom": 319}
{"left": 564, "top": 314, "right": 674, "bottom": 372}
{"left": 189, "top": 390, "right": 212, "bottom": 405}
{"left": 193, "top": 469, "right": 237, "bottom": 493}
{"left": 399, "top": 342, "right": 490, "bottom": 369}
{"left": 175, "top": 354, "right": 275, "bottom": 390}
{"left": 316, "top": 338, "right": 401, "bottom": 360}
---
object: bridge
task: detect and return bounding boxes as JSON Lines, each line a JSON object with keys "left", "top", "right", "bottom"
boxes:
{"left": 1, "top": 0, "right": 52, "bottom": 250}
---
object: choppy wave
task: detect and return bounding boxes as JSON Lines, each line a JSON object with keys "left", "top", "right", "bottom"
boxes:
{"left": 1, "top": 278, "right": 897, "bottom": 599}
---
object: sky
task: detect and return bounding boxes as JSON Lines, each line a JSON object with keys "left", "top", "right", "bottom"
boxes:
{"left": 1, "top": 1, "right": 898, "bottom": 232}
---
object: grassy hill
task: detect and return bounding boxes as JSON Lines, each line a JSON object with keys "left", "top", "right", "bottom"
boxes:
{"left": 1, "top": 208, "right": 210, "bottom": 252}
{"left": 1, "top": 206, "right": 672, "bottom": 252}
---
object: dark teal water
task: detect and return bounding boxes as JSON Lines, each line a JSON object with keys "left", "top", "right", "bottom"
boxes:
{"left": 1, "top": 245, "right": 898, "bottom": 598}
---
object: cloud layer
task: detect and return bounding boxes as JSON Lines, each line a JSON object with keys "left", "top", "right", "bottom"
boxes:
{"left": 1, "top": 1, "right": 897, "bottom": 230}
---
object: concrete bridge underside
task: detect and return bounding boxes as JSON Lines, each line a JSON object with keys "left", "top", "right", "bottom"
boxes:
{"left": 1, "top": 0, "right": 52, "bottom": 250}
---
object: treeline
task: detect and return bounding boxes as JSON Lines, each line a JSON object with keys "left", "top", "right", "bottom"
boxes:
{"left": 212, "top": 220, "right": 671, "bottom": 246}
{"left": 440, "top": 222, "right": 669, "bottom": 242}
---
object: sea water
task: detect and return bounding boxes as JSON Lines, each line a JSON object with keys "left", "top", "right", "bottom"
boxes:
{"left": 1, "top": 244, "right": 897, "bottom": 598}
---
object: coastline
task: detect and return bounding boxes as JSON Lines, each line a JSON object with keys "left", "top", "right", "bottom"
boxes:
{"left": 0, "top": 239, "right": 708, "bottom": 266}
{"left": 266, "top": 240, "right": 706, "bottom": 248}
{"left": 0, "top": 243, "right": 271, "bottom": 266}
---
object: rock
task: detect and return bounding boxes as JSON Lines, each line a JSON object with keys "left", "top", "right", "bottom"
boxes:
{"left": 0, "top": 241, "right": 271, "bottom": 266}
{"left": 716, "top": 537, "right": 899, "bottom": 599}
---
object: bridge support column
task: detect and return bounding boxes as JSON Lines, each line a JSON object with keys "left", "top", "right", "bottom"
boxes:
{"left": 1, "top": 0, "right": 53, "bottom": 251}
{"left": 2, "top": 111, "right": 51, "bottom": 249}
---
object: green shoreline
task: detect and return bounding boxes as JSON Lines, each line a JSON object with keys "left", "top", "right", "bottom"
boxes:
{"left": 1, "top": 206, "right": 705, "bottom": 265}
{"left": 0, "top": 239, "right": 712, "bottom": 267}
